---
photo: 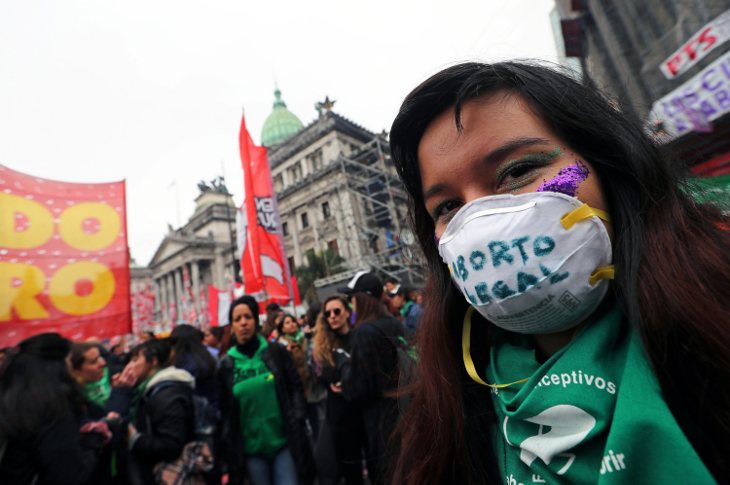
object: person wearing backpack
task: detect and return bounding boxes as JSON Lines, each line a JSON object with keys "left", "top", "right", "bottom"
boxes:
{"left": 168, "top": 325, "right": 221, "bottom": 484}
{"left": 218, "top": 295, "right": 315, "bottom": 485}
{"left": 124, "top": 339, "right": 196, "bottom": 485}
{"left": 333, "top": 272, "right": 406, "bottom": 485}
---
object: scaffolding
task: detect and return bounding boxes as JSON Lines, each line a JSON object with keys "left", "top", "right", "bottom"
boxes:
{"left": 313, "top": 133, "right": 427, "bottom": 292}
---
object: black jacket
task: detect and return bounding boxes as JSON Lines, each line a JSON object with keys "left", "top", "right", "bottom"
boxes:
{"left": 129, "top": 367, "right": 195, "bottom": 485}
{"left": 218, "top": 340, "right": 315, "bottom": 485}
{"left": 340, "top": 316, "right": 405, "bottom": 484}
{"left": 0, "top": 410, "right": 105, "bottom": 485}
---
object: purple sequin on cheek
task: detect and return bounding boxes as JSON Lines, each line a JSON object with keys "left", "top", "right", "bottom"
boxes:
{"left": 536, "top": 160, "right": 590, "bottom": 197}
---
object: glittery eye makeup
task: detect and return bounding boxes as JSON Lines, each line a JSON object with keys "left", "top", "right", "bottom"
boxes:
{"left": 494, "top": 147, "right": 562, "bottom": 190}
{"left": 536, "top": 160, "right": 590, "bottom": 197}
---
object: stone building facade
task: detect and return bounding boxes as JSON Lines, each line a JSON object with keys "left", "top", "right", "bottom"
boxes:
{"left": 148, "top": 188, "right": 237, "bottom": 326}
{"left": 262, "top": 96, "right": 414, "bottom": 286}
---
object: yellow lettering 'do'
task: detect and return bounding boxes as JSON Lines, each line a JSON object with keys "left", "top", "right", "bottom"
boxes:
{"left": 0, "top": 262, "right": 50, "bottom": 321}
{"left": 59, "top": 203, "right": 121, "bottom": 251}
{"left": 49, "top": 262, "right": 116, "bottom": 316}
{"left": 0, "top": 193, "right": 53, "bottom": 249}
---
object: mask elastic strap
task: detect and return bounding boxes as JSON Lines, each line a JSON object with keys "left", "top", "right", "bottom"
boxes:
{"left": 589, "top": 265, "right": 615, "bottom": 286}
{"left": 461, "top": 306, "right": 529, "bottom": 389}
{"left": 561, "top": 203, "right": 610, "bottom": 230}
{"left": 560, "top": 204, "right": 615, "bottom": 285}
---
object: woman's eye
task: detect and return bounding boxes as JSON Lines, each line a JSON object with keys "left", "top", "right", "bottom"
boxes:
{"left": 431, "top": 199, "right": 462, "bottom": 222}
{"left": 496, "top": 162, "right": 541, "bottom": 190}
{"left": 495, "top": 150, "right": 560, "bottom": 190}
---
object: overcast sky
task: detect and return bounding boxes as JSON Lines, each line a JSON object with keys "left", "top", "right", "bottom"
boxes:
{"left": 0, "top": 0, "right": 559, "bottom": 265}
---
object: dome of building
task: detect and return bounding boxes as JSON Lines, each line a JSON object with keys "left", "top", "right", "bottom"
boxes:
{"left": 261, "top": 87, "right": 304, "bottom": 147}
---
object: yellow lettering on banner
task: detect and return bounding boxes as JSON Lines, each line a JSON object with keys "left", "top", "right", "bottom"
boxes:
{"left": 49, "top": 262, "right": 115, "bottom": 316}
{"left": 0, "top": 262, "right": 49, "bottom": 320}
{"left": 0, "top": 193, "right": 53, "bottom": 249}
{"left": 59, "top": 203, "right": 120, "bottom": 251}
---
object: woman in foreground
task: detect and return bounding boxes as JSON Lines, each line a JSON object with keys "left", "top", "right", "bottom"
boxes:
{"left": 389, "top": 61, "right": 730, "bottom": 483}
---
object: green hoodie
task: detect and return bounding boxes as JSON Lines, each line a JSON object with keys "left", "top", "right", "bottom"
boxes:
{"left": 228, "top": 336, "right": 287, "bottom": 456}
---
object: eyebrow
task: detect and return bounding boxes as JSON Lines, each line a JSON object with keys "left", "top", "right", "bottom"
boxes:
{"left": 422, "top": 136, "right": 550, "bottom": 202}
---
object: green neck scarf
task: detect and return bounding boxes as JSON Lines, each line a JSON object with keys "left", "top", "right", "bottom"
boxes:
{"left": 83, "top": 367, "right": 111, "bottom": 407}
{"left": 468, "top": 306, "right": 714, "bottom": 483}
{"left": 286, "top": 329, "right": 305, "bottom": 346}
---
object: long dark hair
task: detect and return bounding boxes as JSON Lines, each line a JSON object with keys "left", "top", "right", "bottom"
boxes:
{"left": 0, "top": 333, "right": 86, "bottom": 436}
{"left": 389, "top": 61, "right": 730, "bottom": 483}
{"left": 352, "top": 292, "right": 389, "bottom": 325}
{"left": 129, "top": 338, "right": 173, "bottom": 367}
{"left": 170, "top": 325, "right": 217, "bottom": 378}
{"left": 277, "top": 314, "right": 298, "bottom": 336}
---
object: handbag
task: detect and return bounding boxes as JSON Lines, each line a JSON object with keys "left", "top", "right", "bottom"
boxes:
{"left": 153, "top": 441, "right": 213, "bottom": 485}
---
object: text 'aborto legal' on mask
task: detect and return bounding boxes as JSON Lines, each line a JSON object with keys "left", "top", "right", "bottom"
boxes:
{"left": 438, "top": 192, "right": 614, "bottom": 334}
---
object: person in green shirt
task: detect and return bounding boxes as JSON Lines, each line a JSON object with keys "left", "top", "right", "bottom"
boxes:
{"left": 386, "top": 61, "right": 730, "bottom": 483}
{"left": 70, "top": 342, "right": 111, "bottom": 407}
{"left": 219, "top": 295, "right": 315, "bottom": 485}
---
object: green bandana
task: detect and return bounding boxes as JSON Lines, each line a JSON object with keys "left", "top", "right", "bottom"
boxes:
{"left": 83, "top": 367, "right": 111, "bottom": 407}
{"left": 283, "top": 330, "right": 305, "bottom": 347}
{"left": 480, "top": 306, "right": 713, "bottom": 483}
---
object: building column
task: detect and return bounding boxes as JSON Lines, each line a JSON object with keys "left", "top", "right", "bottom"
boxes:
{"left": 191, "top": 260, "right": 201, "bottom": 318}
{"left": 159, "top": 276, "right": 167, "bottom": 324}
{"left": 154, "top": 280, "right": 162, "bottom": 322}
{"left": 166, "top": 273, "right": 175, "bottom": 325}
{"left": 174, "top": 268, "right": 183, "bottom": 324}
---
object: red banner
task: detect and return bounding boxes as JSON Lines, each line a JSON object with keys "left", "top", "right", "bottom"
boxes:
{"left": 238, "top": 115, "right": 294, "bottom": 304}
{"left": 0, "top": 165, "right": 131, "bottom": 346}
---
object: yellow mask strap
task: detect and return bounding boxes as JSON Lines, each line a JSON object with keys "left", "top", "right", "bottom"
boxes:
{"left": 561, "top": 204, "right": 611, "bottom": 230}
{"left": 589, "top": 265, "right": 615, "bottom": 286}
{"left": 462, "top": 306, "right": 529, "bottom": 389}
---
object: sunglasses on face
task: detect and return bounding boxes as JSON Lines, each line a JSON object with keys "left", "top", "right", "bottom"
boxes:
{"left": 324, "top": 308, "right": 343, "bottom": 318}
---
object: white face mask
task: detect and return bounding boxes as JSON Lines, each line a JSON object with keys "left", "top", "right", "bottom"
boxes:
{"left": 437, "top": 192, "right": 614, "bottom": 334}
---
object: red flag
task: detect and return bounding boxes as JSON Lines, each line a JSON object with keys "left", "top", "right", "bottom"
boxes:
{"left": 291, "top": 275, "right": 301, "bottom": 306}
{"left": 208, "top": 285, "right": 219, "bottom": 327}
{"left": 238, "top": 115, "right": 294, "bottom": 304}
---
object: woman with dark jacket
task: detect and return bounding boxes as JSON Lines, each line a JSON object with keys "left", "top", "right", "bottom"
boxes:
{"left": 124, "top": 339, "right": 196, "bottom": 485}
{"left": 170, "top": 324, "right": 219, "bottom": 408}
{"left": 218, "top": 295, "right": 315, "bottom": 485}
{"left": 311, "top": 295, "right": 366, "bottom": 485}
{"left": 334, "top": 272, "right": 406, "bottom": 485}
{"left": 0, "top": 333, "right": 109, "bottom": 485}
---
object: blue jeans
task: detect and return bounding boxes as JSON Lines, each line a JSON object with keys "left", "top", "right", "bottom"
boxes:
{"left": 246, "top": 447, "right": 298, "bottom": 485}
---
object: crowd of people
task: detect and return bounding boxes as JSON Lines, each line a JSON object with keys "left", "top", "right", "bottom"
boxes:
{"left": 0, "top": 272, "right": 422, "bottom": 485}
{"left": 2, "top": 59, "right": 730, "bottom": 485}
